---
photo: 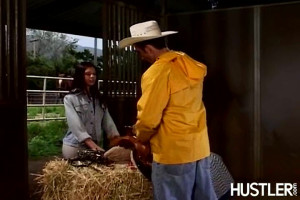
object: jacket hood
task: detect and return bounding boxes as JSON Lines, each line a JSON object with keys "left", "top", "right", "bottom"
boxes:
{"left": 159, "top": 51, "right": 206, "bottom": 81}
{"left": 158, "top": 51, "right": 207, "bottom": 94}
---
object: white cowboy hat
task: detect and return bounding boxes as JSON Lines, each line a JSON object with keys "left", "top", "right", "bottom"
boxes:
{"left": 119, "top": 20, "right": 178, "bottom": 48}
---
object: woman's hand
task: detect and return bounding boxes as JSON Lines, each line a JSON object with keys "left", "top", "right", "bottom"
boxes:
{"left": 84, "top": 138, "right": 105, "bottom": 152}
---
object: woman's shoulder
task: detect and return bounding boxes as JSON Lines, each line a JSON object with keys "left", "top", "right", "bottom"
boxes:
{"left": 64, "top": 91, "right": 84, "bottom": 101}
{"left": 65, "top": 92, "right": 81, "bottom": 98}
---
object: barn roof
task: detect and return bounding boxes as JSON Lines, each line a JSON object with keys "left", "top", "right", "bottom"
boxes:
{"left": 27, "top": 0, "right": 299, "bottom": 37}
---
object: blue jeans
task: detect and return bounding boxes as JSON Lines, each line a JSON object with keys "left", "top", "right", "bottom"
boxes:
{"left": 152, "top": 157, "right": 218, "bottom": 200}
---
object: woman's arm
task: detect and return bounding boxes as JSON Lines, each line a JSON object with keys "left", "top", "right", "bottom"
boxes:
{"left": 84, "top": 138, "right": 104, "bottom": 151}
{"left": 102, "top": 108, "right": 120, "bottom": 139}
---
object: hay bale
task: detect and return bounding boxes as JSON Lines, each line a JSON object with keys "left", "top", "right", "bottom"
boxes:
{"left": 36, "top": 159, "right": 153, "bottom": 200}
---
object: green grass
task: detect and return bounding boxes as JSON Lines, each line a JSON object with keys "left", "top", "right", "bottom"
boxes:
{"left": 27, "top": 106, "right": 65, "bottom": 119}
{"left": 27, "top": 120, "right": 67, "bottom": 158}
{"left": 27, "top": 106, "right": 67, "bottom": 158}
{"left": 27, "top": 107, "right": 42, "bottom": 118}
{"left": 45, "top": 106, "right": 65, "bottom": 116}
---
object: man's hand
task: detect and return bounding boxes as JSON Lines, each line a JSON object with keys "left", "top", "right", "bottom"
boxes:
{"left": 124, "top": 125, "right": 136, "bottom": 136}
{"left": 109, "top": 136, "right": 136, "bottom": 149}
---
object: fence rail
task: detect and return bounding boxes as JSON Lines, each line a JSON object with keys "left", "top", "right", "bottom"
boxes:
{"left": 27, "top": 75, "right": 137, "bottom": 122}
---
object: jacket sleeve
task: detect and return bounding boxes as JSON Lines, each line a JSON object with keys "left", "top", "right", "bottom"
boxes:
{"left": 135, "top": 65, "right": 170, "bottom": 143}
{"left": 64, "top": 95, "right": 91, "bottom": 142}
{"left": 102, "top": 107, "right": 120, "bottom": 139}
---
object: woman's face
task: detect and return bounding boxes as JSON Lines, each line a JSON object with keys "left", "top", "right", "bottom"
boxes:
{"left": 84, "top": 67, "right": 97, "bottom": 88}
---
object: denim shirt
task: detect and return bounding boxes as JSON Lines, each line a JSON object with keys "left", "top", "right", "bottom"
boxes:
{"left": 63, "top": 92, "right": 119, "bottom": 148}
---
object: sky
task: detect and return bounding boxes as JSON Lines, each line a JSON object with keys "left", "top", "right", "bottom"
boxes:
{"left": 67, "top": 34, "right": 103, "bottom": 49}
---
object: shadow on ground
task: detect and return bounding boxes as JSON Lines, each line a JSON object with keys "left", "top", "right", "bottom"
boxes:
{"left": 28, "top": 156, "right": 62, "bottom": 200}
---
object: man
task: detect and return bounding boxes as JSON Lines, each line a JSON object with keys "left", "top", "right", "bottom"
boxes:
{"left": 120, "top": 20, "right": 217, "bottom": 200}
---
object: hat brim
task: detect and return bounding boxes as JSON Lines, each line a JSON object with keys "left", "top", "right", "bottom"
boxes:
{"left": 119, "top": 31, "right": 178, "bottom": 48}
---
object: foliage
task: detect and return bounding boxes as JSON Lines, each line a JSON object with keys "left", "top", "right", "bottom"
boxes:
{"left": 68, "top": 48, "right": 94, "bottom": 62}
{"left": 26, "top": 29, "right": 103, "bottom": 89}
{"left": 27, "top": 56, "right": 55, "bottom": 76}
{"left": 28, "top": 121, "right": 67, "bottom": 158}
{"left": 27, "top": 121, "right": 44, "bottom": 140}
{"left": 68, "top": 48, "right": 104, "bottom": 77}
{"left": 27, "top": 29, "right": 103, "bottom": 89}
{"left": 27, "top": 107, "right": 42, "bottom": 119}
{"left": 27, "top": 28, "right": 103, "bottom": 76}
{"left": 26, "top": 29, "right": 77, "bottom": 89}
{"left": 45, "top": 106, "right": 65, "bottom": 116}
{"left": 27, "top": 106, "right": 65, "bottom": 120}
{"left": 27, "top": 29, "right": 78, "bottom": 60}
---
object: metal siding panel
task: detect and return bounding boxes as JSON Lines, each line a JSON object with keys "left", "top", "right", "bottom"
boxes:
{"left": 168, "top": 2, "right": 300, "bottom": 184}
{"left": 168, "top": 8, "right": 255, "bottom": 182}
{"left": 260, "top": 3, "right": 300, "bottom": 183}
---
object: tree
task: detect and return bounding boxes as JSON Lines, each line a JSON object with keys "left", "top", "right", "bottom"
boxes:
{"left": 27, "top": 29, "right": 79, "bottom": 76}
{"left": 27, "top": 29, "right": 103, "bottom": 76}
{"left": 68, "top": 47, "right": 104, "bottom": 77}
{"left": 27, "top": 29, "right": 78, "bottom": 60}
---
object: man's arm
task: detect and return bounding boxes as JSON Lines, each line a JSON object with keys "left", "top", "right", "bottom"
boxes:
{"left": 135, "top": 66, "right": 170, "bottom": 143}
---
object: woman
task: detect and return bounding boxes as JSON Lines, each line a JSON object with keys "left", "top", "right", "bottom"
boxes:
{"left": 62, "top": 62, "right": 119, "bottom": 159}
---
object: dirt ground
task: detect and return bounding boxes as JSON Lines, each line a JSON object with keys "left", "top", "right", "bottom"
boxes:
{"left": 28, "top": 156, "right": 60, "bottom": 200}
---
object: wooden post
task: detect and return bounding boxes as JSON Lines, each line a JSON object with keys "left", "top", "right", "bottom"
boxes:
{"left": 0, "top": 0, "right": 29, "bottom": 199}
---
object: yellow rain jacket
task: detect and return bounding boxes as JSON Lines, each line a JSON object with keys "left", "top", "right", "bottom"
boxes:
{"left": 135, "top": 51, "right": 210, "bottom": 164}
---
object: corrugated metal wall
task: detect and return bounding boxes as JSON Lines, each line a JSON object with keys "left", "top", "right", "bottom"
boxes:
{"left": 167, "top": 2, "right": 300, "bottom": 184}
{"left": 260, "top": 3, "right": 300, "bottom": 183}
{"left": 102, "top": 1, "right": 142, "bottom": 97}
{"left": 0, "top": 0, "right": 28, "bottom": 199}
{"left": 101, "top": 1, "right": 161, "bottom": 134}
